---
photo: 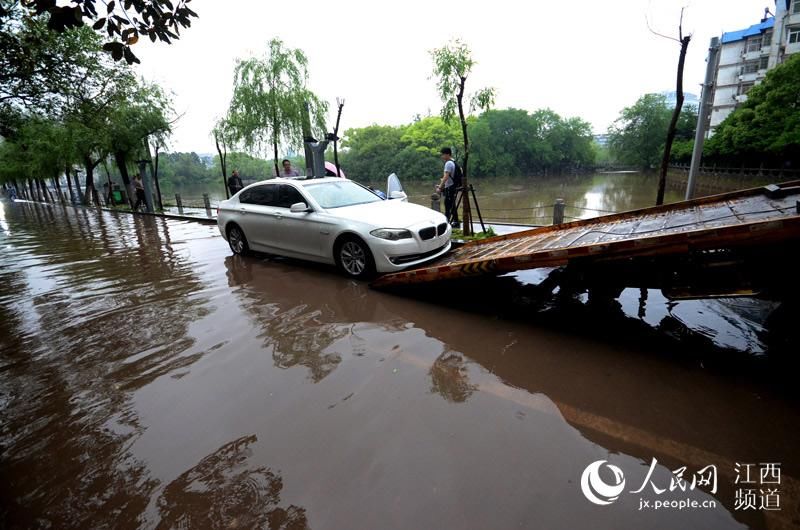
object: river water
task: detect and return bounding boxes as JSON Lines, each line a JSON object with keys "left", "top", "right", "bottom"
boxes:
{"left": 395, "top": 172, "right": 688, "bottom": 225}
{"left": 1, "top": 193, "right": 798, "bottom": 529}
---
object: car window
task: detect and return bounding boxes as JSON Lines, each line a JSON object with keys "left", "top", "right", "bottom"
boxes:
{"left": 277, "top": 185, "right": 306, "bottom": 209}
{"left": 240, "top": 184, "right": 278, "bottom": 206}
{"left": 304, "top": 181, "right": 383, "bottom": 209}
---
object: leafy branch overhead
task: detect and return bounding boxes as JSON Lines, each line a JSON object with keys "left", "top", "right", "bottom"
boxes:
{"left": 14, "top": 0, "right": 198, "bottom": 64}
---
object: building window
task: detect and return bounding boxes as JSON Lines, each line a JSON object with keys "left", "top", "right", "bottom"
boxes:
{"left": 746, "top": 36, "right": 762, "bottom": 53}
{"left": 760, "top": 56, "right": 769, "bottom": 69}
{"left": 762, "top": 30, "right": 772, "bottom": 46}
{"left": 789, "top": 26, "right": 800, "bottom": 44}
{"left": 793, "top": 1, "right": 800, "bottom": 14}
{"left": 742, "top": 60, "right": 760, "bottom": 74}
{"left": 739, "top": 82, "right": 755, "bottom": 95}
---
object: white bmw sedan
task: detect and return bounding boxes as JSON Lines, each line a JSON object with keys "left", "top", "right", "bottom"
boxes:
{"left": 217, "top": 177, "right": 451, "bottom": 279}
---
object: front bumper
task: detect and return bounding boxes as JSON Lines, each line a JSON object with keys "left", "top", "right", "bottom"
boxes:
{"left": 369, "top": 226, "right": 452, "bottom": 273}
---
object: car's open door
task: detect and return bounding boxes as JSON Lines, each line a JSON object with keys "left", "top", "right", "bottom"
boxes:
{"left": 387, "top": 173, "right": 407, "bottom": 201}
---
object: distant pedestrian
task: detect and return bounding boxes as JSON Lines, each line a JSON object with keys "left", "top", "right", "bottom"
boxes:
{"left": 436, "top": 147, "right": 460, "bottom": 227}
{"left": 132, "top": 174, "right": 146, "bottom": 211}
{"left": 278, "top": 159, "right": 300, "bottom": 178}
{"left": 228, "top": 169, "right": 243, "bottom": 195}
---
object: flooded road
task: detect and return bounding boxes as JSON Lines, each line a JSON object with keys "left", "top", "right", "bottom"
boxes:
{"left": 1, "top": 200, "right": 798, "bottom": 530}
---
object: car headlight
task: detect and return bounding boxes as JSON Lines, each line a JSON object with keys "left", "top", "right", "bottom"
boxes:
{"left": 370, "top": 228, "right": 413, "bottom": 241}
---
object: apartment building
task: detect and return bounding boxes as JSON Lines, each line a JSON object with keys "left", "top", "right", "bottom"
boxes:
{"left": 709, "top": 0, "right": 800, "bottom": 130}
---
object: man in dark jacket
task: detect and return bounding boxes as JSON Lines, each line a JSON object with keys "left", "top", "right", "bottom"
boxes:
{"left": 227, "top": 169, "right": 243, "bottom": 195}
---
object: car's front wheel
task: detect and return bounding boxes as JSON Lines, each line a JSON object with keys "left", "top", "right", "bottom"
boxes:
{"left": 227, "top": 224, "right": 250, "bottom": 256}
{"left": 335, "top": 236, "right": 376, "bottom": 280}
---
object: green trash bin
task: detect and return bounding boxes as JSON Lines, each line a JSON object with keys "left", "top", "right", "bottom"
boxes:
{"left": 112, "top": 190, "right": 123, "bottom": 203}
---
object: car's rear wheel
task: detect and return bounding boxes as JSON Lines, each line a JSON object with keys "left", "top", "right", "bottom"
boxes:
{"left": 227, "top": 224, "right": 250, "bottom": 255}
{"left": 335, "top": 236, "right": 375, "bottom": 280}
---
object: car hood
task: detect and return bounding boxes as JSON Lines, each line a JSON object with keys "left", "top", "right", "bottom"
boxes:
{"left": 331, "top": 200, "right": 445, "bottom": 228}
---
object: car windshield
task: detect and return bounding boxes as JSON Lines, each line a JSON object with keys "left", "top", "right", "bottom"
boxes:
{"left": 304, "top": 181, "right": 383, "bottom": 209}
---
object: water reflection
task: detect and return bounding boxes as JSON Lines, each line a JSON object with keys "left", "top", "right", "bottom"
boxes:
{"left": 0, "top": 201, "right": 214, "bottom": 527}
{"left": 156, "top": 435, "right": 308, "bottom": 530}
{"left": 224, "top": 255, "right": 406, "bottom": 383}
{"left": 429, "top": 352, "right": 477, "bottom": 403}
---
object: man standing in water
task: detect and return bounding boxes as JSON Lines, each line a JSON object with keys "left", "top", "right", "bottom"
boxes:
{"left": 436, "top": 147, "right": 460, "bottom": 228}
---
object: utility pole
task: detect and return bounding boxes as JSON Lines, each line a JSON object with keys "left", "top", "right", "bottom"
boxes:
{"left": 686, "top": 37, "right": 720, "bottom": 200}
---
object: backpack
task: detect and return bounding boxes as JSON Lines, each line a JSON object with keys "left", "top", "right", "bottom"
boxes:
{"left": 451, "top": 162, "right": 463, "bottom": 188}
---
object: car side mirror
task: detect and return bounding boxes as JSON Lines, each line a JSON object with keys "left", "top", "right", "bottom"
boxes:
{"left": 389, "top": 191, "right": 407, "bottom": 200}
{"left": 290, "top": 202, "right": 310, "bottom": 213}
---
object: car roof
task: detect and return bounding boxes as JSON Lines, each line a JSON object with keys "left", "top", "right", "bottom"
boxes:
{"left": 251, "top": 177, "right": 351, "bottom": 187}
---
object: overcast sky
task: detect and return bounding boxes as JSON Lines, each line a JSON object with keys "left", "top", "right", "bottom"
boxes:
{"left": 133, "top": 0, "right": 772, "bottom": 154}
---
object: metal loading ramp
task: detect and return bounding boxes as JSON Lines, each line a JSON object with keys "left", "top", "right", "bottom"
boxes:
{"left": 371, "top": 181, "right": 800, "bottom": 290}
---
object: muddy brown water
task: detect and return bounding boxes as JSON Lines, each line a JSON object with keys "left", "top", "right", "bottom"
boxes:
{"left": 1, "top": 200, "right": 798, "bottom": 530}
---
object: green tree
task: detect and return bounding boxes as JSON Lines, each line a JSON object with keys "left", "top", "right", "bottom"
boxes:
{"left": 608, "top": 93, "right": 671, "bottom": 170}
{"left": 470, "top": 108, "right": 538, "bottom": 176}
{"left": 431, "top": 39, "right": 495, "bottom": 235}
{"left": 340, "top": 109, "right": 596, "bottom": 181}
{"left": 59, "top": 35, "right": 135, "bottom": 205}
{"left": 106, "top": 80, "right": 173, "bottom": 206}
{"left": 224, "top": 152, "right": 275, "bottom": 181}
{"left": 339, "top": 124, "right": 407, "bottom": 180}
{"left": 0, "top": 117, "right": 64, "bottom": 200}
{"left": 156, "top": 152, "right": 214, "bottom": 195}
{"left": 706, "top": 54, "right": 800, "bottom": 167}
{"left": 661, "top": 104, "right": 698, "bottom": 164}
{"left": 227, "top": 38, "right": 328, "bottom": 177}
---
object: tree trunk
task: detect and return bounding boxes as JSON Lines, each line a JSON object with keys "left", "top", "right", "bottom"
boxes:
{"left": 215, "top": 132, "right": 229, "bottom": 199}
{"left": 28, "top": 179, "right": 38, "bottom": 201}
{"left": 65, "top": 166, "right": 76, "bottom": 204}
{"left": 114, "top": 151, "right": 134, "bottom": 207}
{"left": 456, "top": 75, "right": 473, "bottom": 235}
{"left": 11, "top": 179, "right": 22, "bottom": 199}
{"left": 152, "top": 142, "right": 162, "bottom": 210}
{"left": 53, "top": 174, "right": 64, "bottom": 203}
{"left": 84, "top": 158, "right": 100, "bottom": 206}
{"left": 656, "top": 35, "right": 691, "bottom": 206}
{"left": 34, "top": 179, "right": 44, "bottom": 202}
{"left": 44, "top": 179, "right": 55, "bottom": 202}
{"left": 38, "top": 179, "right": 50, "bottom": 202}
{"left": 101, "top": 159, "right": 115, "bottom": 205}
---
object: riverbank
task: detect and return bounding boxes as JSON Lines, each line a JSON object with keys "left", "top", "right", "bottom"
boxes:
{"left": 666, "top": 165, "right": 799, "bottom": 196}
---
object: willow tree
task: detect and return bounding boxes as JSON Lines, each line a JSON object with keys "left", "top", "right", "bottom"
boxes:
{"left": 107, "top": 80, "right": 173, "bottom": 206}
{"left": 212, "top": 117, "right": 234, "bottom": 198}
{"left": 226, "top": 38, "right": 327, "bottom": 177}
{"left": 431, "top": 39, "right": 495, "bottom": 235}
